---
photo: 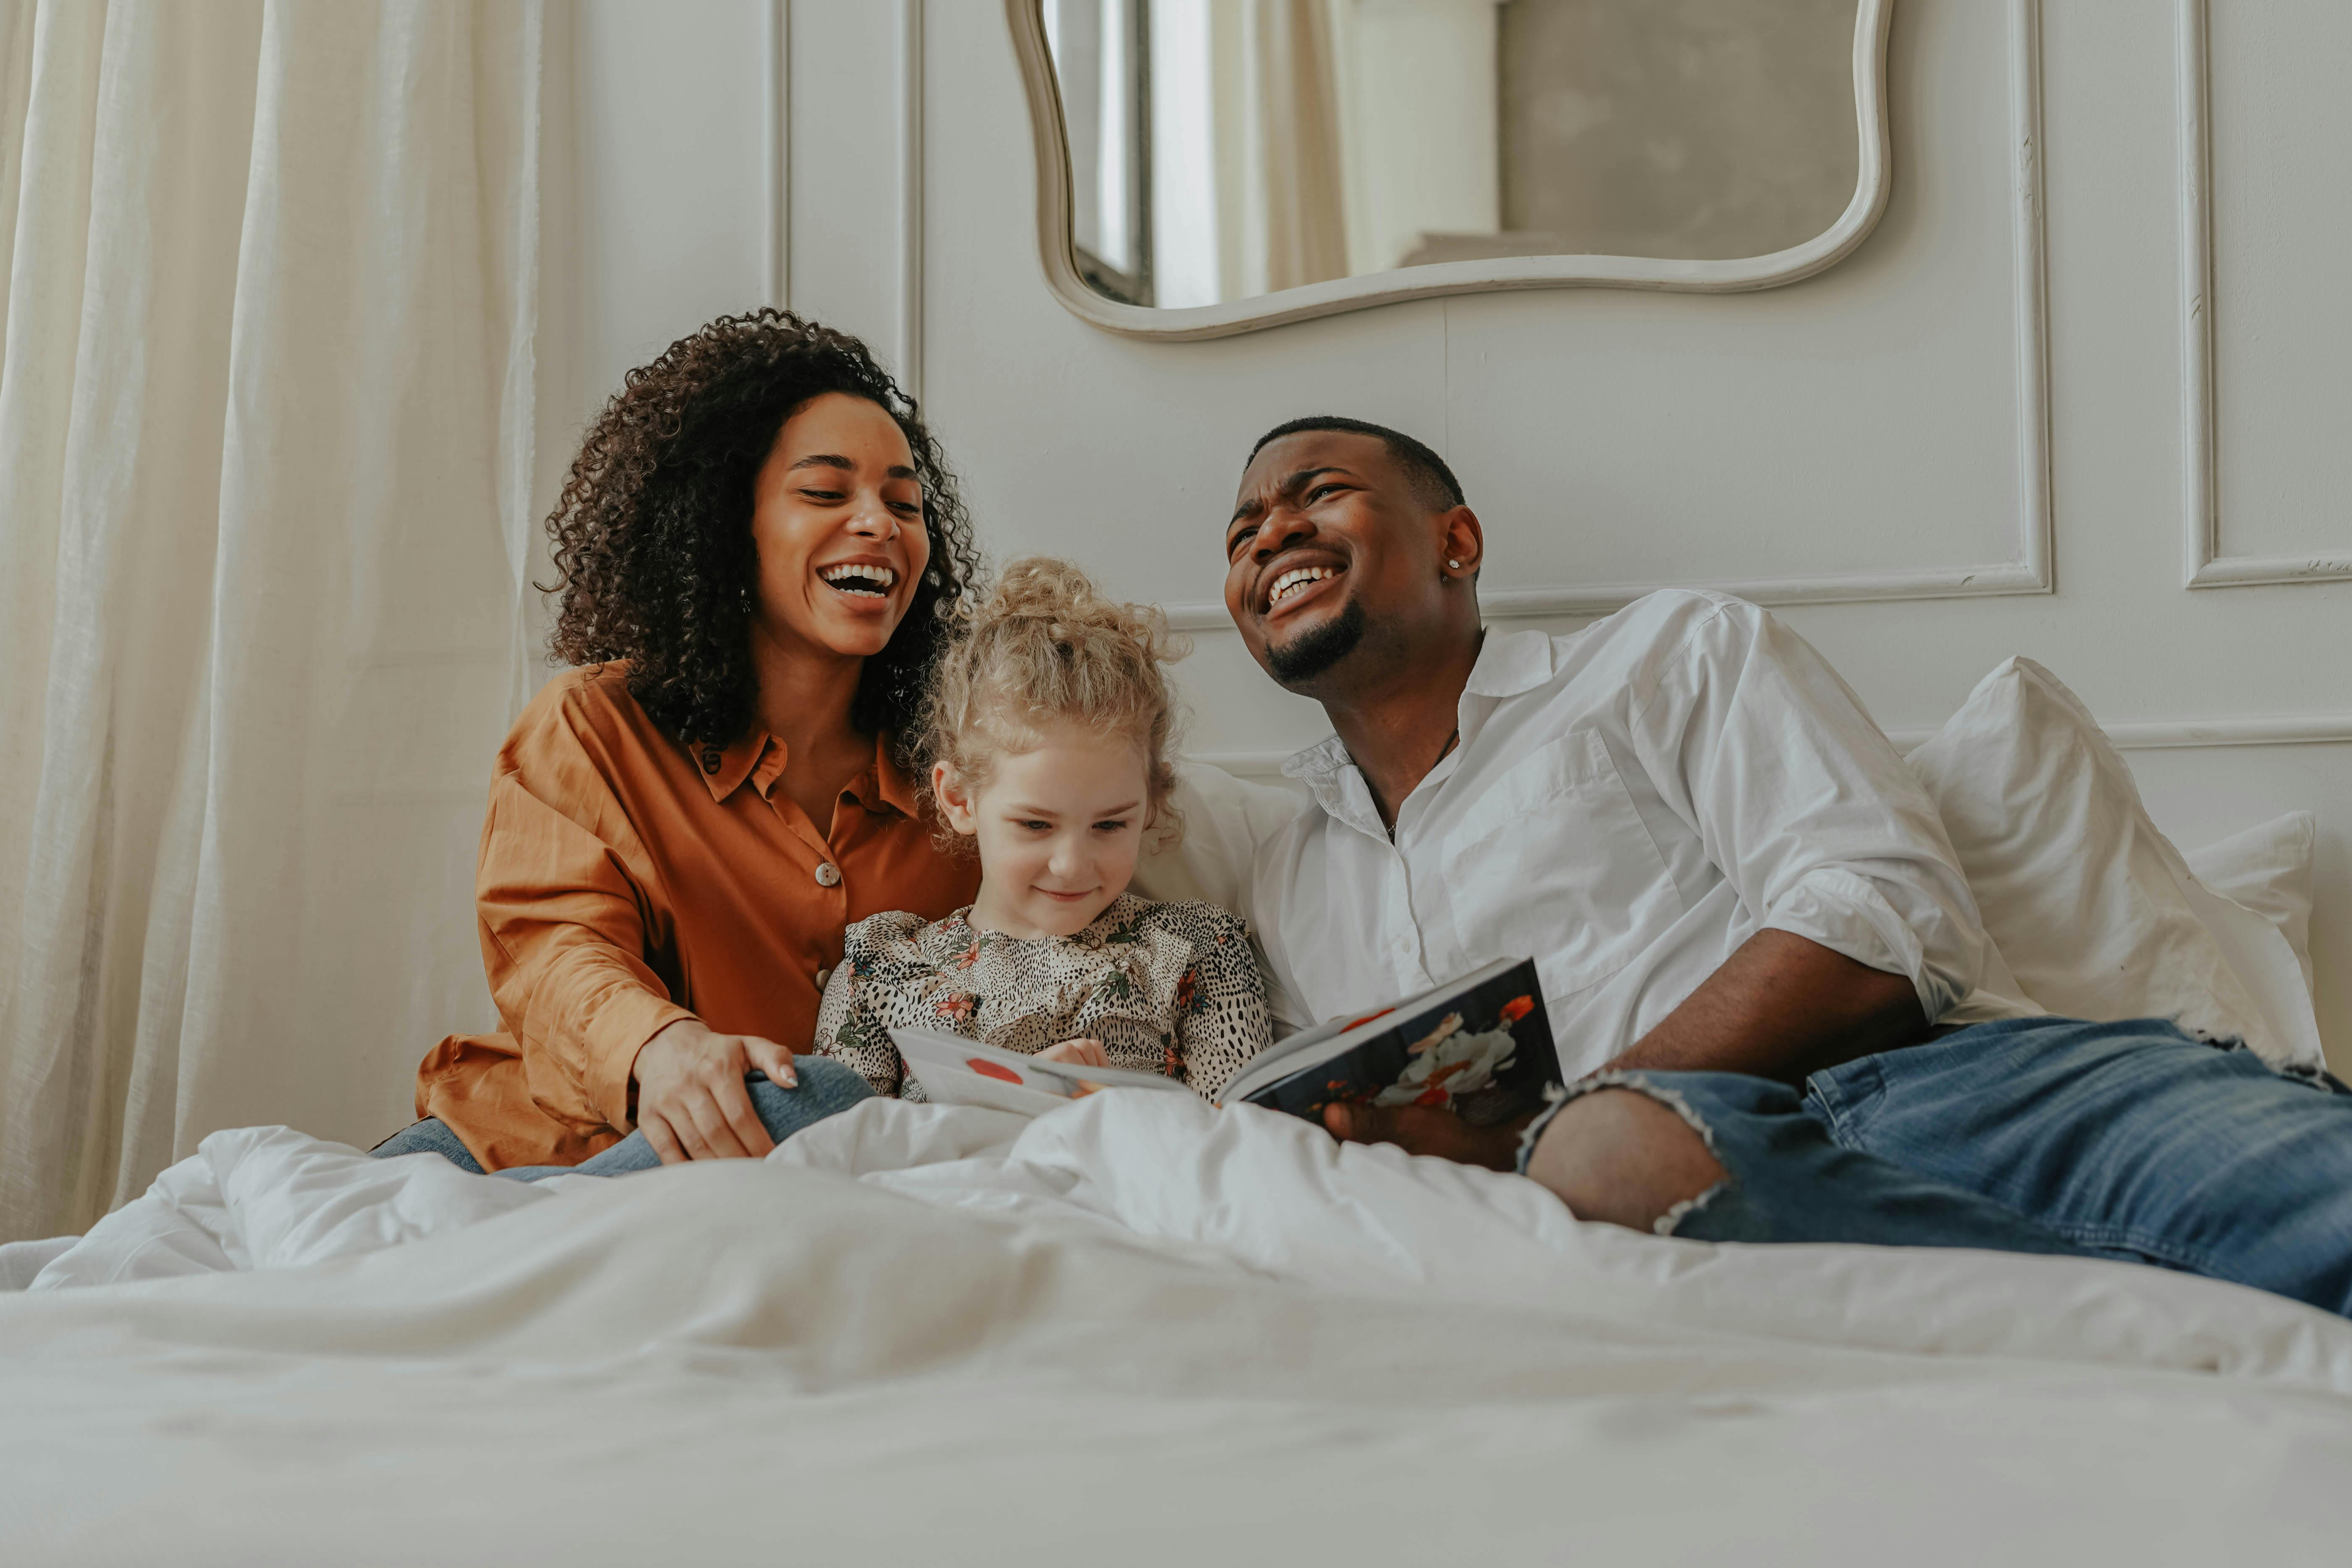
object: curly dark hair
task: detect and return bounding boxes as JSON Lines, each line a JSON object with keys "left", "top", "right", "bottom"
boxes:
{"left": 542, "top": 308, "right": 981, "bottom": 757}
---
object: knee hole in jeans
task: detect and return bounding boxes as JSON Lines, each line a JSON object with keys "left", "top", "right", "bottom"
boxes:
{"left": 1522, "top": 1085, "right": 1729, "bottom": 1236}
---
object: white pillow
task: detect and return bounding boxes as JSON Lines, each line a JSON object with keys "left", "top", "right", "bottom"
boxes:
{"left": 1131, "top": 760, "right": 1310, "bottom": 927}
{"left": 1907, "top": 658, "right": 2323, "bottom": 1068}
{"left": 2186, "top": 812, "right": 2319, "bottom": 1000}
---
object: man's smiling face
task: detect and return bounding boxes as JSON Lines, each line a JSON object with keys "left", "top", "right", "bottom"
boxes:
{"left": 1223, "top": 430, "right": 1461, "bottom": 693}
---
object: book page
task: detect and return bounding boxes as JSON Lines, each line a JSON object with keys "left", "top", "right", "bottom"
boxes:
{"left": 890, "top": 1028, "right": 1188, "bottom": 1114}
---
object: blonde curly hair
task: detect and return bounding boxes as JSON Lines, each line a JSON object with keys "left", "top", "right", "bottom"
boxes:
{"left": 922, "top": 556, "right": 1188, "bottom": 848}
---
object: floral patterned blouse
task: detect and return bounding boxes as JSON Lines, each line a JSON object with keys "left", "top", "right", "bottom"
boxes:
{"left": 812, "top": 894, "right": 1271, "bottom": 1103}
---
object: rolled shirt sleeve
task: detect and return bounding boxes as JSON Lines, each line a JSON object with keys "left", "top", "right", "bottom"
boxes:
{"left": 475, "top": 737, "right": 694, "bottom": 1136}
{"left": 1623, "top": 598, "right": 1997, "bottom": 1022}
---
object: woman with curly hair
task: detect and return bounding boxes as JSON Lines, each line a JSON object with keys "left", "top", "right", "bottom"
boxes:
{"left": 372, "top": 310, "right": 983, "bottom": 1173}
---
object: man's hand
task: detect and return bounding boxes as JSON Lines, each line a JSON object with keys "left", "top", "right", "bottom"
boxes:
{"left": 1321, "top": 1101, "right": 1530, "bottom": 1170}
{"left": 1327, "top": 931, "right": 1930, "bottom": 1175}
{"left": 631, "top": 1017, "right": 798, "bottom": 1164}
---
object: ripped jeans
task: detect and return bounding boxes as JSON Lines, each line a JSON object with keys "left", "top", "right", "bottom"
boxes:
{"left": 1518, "top": 1016, "right": 2352, "bottom": 1317}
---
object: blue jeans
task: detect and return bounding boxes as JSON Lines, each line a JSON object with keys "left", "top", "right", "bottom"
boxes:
{"left": 370, "top": 1114, "right": 486, "bottom": 1173}
{"left": 1520, "top": 1017, "right": 2352, "bottom": 1316}
{"left": 370, "top": 1060, "right": 874, "bottom": 1181}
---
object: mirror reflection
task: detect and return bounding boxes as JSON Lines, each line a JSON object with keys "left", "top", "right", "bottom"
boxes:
{"left": 1040, "top": 0, "right": 1865, "bottom": 309}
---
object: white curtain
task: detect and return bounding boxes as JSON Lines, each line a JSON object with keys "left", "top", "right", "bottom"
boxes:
{"left": 0, "top": 0, "right": 563, "bottom": 1240}
{"left": 1246, "top": 0, "right": 1348, "bottom": 293}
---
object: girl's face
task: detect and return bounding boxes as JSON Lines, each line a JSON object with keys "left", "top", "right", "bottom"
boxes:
{"left": 748, "top": 391, "right": 931, "bottom": 664}
{"left": 935, "top": 723, "right": 1151, "bottom": 939}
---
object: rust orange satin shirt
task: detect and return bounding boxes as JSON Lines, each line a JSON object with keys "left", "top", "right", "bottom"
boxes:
{"left": 414, "top": 663, "right": 979, "bottom": 1170}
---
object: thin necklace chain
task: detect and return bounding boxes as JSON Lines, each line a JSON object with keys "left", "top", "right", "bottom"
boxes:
{"left": 1385, "top": 726, "right": 1461, "bottom": 843}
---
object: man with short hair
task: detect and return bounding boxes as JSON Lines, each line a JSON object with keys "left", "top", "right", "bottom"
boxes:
{"left": 1213, "top": 415, "right": 2352, "bottom": 1312}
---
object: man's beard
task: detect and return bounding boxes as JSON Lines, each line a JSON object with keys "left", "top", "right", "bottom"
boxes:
{"left": 1265, "top": 595, "right": 1368, "bottom": 687}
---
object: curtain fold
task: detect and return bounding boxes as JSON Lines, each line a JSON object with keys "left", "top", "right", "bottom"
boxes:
{"left": 1248, "top": 0, "right": 1349, "bottom": 293}
{"left": 0, "top": 0, "right": 558, "bottom": 1240}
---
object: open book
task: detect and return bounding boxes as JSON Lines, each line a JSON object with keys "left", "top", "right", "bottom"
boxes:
{"left": 890, "top": 955, "right": 1557, "bottom": 1127}
{"left": 889, "top": 1029, "right": 1185, "bottom": 1117}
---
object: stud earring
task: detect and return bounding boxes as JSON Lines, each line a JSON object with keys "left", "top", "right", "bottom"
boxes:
{"left": 1446, "top": 559, "right": 1462, "bottom": 569}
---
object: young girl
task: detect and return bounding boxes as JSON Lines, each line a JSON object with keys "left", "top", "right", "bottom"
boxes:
{"left": 490, "top": 559, "right": 1269, "bottom": 1180}
{"left": 814, "top": 556, "right": 1272, "bottom": 1103}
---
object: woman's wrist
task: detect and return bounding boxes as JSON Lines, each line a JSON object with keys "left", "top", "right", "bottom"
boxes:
{"left": 592, "top": 996, "right": 700, "bottom": 1129}
{"left": 632, "top": 1016, "right": 710, "bottom": 1088}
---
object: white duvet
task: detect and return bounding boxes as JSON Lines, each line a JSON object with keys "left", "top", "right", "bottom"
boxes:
{"left": 6, "top": 1092, "right": 2352, "bottom": 1564}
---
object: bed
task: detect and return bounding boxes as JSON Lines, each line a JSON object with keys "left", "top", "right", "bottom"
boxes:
{"left": 7, "top": 660, "right": 2351, "bottom": 1563}
{"left": 7, "top": 1095, "right": 2352, "bottom": 1565}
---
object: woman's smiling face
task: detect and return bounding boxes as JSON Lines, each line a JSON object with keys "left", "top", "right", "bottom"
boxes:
{"left": 749, "top": 391, "right": 931, "bottom": 663}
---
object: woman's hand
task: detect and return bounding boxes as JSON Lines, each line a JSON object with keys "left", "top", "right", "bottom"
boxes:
{"left": 631, "top": 1017, "right": 799, "bottom": 1163}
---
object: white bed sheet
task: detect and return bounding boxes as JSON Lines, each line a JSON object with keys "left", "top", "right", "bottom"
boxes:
{"left": 6, "top": 1093, "right": 2351, "bottom": 1564}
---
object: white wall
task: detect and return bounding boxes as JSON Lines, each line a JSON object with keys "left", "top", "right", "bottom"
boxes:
{"left": 576, "top": 0, "right": 772, "bottom": 431}
{"left": 577, "top": 0, "right": 2352, "bottom": 1071}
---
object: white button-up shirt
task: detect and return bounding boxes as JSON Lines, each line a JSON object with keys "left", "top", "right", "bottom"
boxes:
{"left": 1238, "top": 590, "right": 2029, "bottom": 1079}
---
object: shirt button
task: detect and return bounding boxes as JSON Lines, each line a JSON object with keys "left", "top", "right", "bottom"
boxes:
{"left": 814, "top": 862, "right": 841, "bottom": 887}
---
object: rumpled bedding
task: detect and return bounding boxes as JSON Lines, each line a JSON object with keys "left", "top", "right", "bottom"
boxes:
{"left": 5, "top": 1093, "right": 2351, "bottom": 1563}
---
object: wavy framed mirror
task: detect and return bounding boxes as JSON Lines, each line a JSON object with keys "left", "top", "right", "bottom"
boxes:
{"left": 1009, "top": 0, "right": 1893, "bottom": 340}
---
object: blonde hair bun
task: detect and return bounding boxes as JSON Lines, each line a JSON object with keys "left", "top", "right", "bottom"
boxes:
{"left": 923, "top": 556, "right": 1189, "bottom": 842}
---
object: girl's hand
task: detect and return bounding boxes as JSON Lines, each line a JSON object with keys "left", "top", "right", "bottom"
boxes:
{"left": 631, "top": 1017, "right": 799, "bottom": 1163}
{"left": 1037, "top": 1037, "right": 1109, "bottom": 1096}
{"left": 1037, "top": 1038, "right": 1109, "bottom": 1067}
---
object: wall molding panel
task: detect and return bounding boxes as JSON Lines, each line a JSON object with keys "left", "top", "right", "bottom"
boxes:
{"left": 1160, "top": 0, "right": 2053, "bottom": 634}
{"left": 2176, "top": 0, "right": 2352, "bottom": 589}
{"left": 899, "top": 0, "right": 925, "bottom": 399}
{"left": 775, "top": 0, "right": 922, "bottom": 395}
{"left": 1191, "top": 711, "right": 2352, "bottom": 783}
{"left": 764, "top": 0, "right": 790, "bottom": 310}
{"left": 2085, "top": 713, "right": 2352, "bottom": 751}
